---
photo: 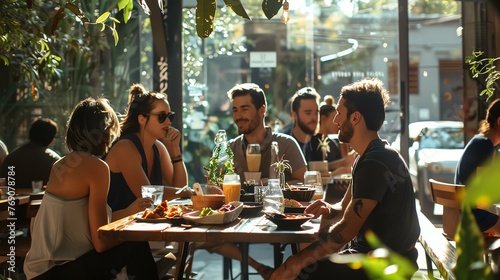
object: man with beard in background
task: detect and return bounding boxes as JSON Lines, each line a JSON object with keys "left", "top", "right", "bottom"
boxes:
{"left": 227, "top": 83, "right": 307, "bottom": 184}
{"left": 286, "top": 87, "right": 325, "bottom": 162}
{"left": 287, "top": 88, "right": 353, "bottom": 172}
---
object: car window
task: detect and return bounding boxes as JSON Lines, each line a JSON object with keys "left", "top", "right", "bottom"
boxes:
{"left": 419, "top": 127, "right": 464, "bottom": 149}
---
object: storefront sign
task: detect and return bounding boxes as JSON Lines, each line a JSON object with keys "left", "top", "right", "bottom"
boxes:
{"left": 250, "top": 52, "right": 277, "bottom": 68}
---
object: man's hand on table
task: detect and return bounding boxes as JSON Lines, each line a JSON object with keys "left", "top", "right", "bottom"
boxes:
{"left": 304, "top": 199, "right": 341, "bottom": 220}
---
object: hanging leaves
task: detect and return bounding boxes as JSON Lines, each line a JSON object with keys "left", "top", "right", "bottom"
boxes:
{"left": 51, "top": 7, "right": 65, "bottom": 34}
{"left": 196, "top": 0, "right": 216, "bottom": 38}
{"left": 466, "top": 50, "right": 500, "bottom": 101}
{"left": 262, "top": 0, "right": 283, "bottom": 20}
{"left": 223, "top": 0, "right": 250, "bottom": 20}
{"left": 65, "top": 3, "right": 89, "bottom": 23}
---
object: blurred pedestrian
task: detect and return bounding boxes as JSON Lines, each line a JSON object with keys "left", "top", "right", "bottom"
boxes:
{"left": 1, "top": 118, "right": 61, "bottom": 188}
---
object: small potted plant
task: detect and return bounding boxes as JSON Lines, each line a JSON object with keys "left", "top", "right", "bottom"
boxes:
{"left": 270, "top": 154, "right": 292, "bottom": 190}
{"left": 309, "top": 135, "right": 330, "bottom": 173}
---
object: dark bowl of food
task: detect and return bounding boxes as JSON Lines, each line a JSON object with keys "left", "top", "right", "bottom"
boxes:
{"left": 282, "top": 187, "right": 315, "bottom": 202}
{"left": 264, "top": 212, "right": 314, "bottom": 230}
{"left": 241, "top": 202, "right": 263, "bottom": 217}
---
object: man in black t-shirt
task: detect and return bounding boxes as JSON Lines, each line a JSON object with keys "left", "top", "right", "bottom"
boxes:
{"left": 270, "top": 78, "right": 420, "bottom": 280}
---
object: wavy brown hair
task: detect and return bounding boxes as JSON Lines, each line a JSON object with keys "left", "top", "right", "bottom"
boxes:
{"left": 340, "top": 78, "right": 390, "bottom": 131}
{"left": 227, "top": 83, "right": 267, "bottom": 110}
{"left": 65, "top": 98, "right": 120, "bottom": 156}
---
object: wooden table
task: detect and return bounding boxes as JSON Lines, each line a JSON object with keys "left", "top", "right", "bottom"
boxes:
{"left": 99, "top": 213, "right": 320, "bottom": 280}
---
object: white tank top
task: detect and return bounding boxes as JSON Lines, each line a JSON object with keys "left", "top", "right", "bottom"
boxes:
{"left": 23, "top": 192, "right": 111, "bottom": 279}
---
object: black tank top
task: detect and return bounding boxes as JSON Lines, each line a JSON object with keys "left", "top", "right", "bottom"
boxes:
{"left": 106, "top": 133, "right": 163, "bottom": 211}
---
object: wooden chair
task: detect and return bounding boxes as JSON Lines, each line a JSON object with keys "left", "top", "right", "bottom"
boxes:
{"left": 429, "top": 179, "right": 465, "bottom": 240}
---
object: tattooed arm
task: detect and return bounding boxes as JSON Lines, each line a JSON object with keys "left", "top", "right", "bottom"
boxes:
{"left": 270, "top": 197, "right": 378, "bottom": 280}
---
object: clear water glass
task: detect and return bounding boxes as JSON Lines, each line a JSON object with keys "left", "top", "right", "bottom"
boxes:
{"left": 304, "top": 171, "right": 323, "bottom": 196}
{"left": 254, "top": 185, "right": 269, "bottom": 204}
{"left": 141, "top": 185, "right": 164, "bottom": 208}
{"left": 263, "top": 179, "right": 284, "bottom": 213}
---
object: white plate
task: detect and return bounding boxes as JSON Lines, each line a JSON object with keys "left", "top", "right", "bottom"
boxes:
{"left": 182, "top": 201, "right": 243, "bottom": 224}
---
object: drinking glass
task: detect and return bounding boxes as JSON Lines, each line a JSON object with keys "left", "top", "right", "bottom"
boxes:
{"left": 246, "top": 144, "right": 261, "bottom": 172}
{"left": 254, "top": 185, "right": 269, "bottom": 204}
{"left": 222, "top": 174, "right": 241, "bottom": 204}
{"left": 32, "top": 180, "right": 43, "bottom": 193}
{"left": 263, "top": 179, "right": 284, "bottom": 213}
{"left": 304, "top": 171, "right": 323, "bottom": 199}
{"left": 141, "top": 185, "right": 164, "bottom": 208}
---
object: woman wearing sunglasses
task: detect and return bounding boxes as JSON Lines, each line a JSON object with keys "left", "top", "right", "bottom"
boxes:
{"left": 105, "top": 84, "right": 192, "bottom": 221}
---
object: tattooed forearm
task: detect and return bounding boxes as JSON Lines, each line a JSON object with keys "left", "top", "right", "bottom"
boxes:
{"left": 327, "top": 222, "right": 348, "bottom": 244}
{"left": 353, "top": 200, "right": 363, "bottom": 218}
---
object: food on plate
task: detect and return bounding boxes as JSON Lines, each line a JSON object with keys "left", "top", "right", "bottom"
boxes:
{"left": 282, "top": 214, "right": 308, "bottom": 219}
{"left": 284, "top": 198, "right": 303, "bottom": 208}
{"left": 141, "top": 200, "right": 192, "bottom": 219}
{"left": 200, "top": 207, "right": 213, "bottom": 217}
{"left": 198, "top": 203, "right": 237, "bottom": 217}
{"left": 218, "top": 204, "right": 236, "bottom": 212}
{"left": 165, "top": 205, "right": 192, "bottom": 218}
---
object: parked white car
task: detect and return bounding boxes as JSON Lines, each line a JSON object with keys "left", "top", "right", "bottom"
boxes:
{"left": 393, "top": 121, "right": 464, "bottom": 217}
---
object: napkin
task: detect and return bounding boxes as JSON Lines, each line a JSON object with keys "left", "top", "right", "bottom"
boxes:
{"left": 122, "top": 222, "right": 170, "bottom": 231}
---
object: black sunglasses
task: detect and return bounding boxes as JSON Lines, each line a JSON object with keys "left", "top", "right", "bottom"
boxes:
{"left": 148, "top": 111, "right": 175, "bottom": 123}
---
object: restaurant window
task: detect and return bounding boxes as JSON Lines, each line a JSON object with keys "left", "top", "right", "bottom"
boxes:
{"left": 180, "top": 0, "right": 462, "bottom": 184}
{"left": 388, "top": 61, "right": 420, "bottom": 95}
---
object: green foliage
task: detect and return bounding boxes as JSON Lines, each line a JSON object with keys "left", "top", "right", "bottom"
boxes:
{"left": 0, "top": 0, "right": 141, "bottom": 152}
{"left": 0, "top": 0, "right": 62, "bottom": 88}
{"left": 262, "top": 0, "right": 283, "bottom": 20}
{"left": 223, "top": 0, "right": 251, "bottom": 20}
{"left": 340, "top": 231, "right": 418, "bottom": 279}
{"left": 454, "top": 206, "right": 492, "bottom": 280}
{"left": 0, "top": 0, "right": 133, "bottom": 89}
{"left": 196, "top": 0, "right": 217, "bottom": 38}
{"left": 466, "top": 51, "right": 500, "bottom": 101}
{"left": 453, "top": 159, "right": 500, "bottom": 279}
{"left": 409, "top": 0, "right": 460, "bottom": 15}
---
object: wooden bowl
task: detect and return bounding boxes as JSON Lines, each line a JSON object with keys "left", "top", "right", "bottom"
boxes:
{"left": 191, "top": 195, "right": 225, "bottom": 210}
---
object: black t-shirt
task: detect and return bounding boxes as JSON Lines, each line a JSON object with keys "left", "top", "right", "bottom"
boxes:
{"left": 350, "top": 139, "right": 420, "bottom": 264}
